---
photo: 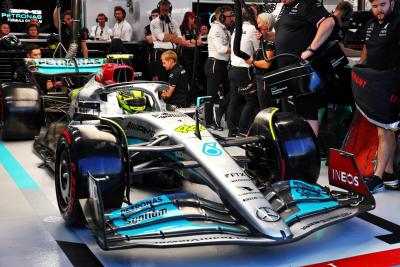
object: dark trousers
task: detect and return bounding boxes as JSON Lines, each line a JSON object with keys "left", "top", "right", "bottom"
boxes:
{"left": 203, "top": 58, "right": 229, "bottom": 125}
{"left": 228, "top": 66, "right": 259, "bottom": 133}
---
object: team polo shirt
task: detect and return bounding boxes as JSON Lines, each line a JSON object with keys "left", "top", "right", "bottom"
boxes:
{"left": 275, "top": 0, "right": 330, "bottom": 56}
{"left": 167, "top": 64, "right": 189, "bottom": 107}
{"left": 364, "top": 14, "right": 400, "bottom": 71}
{"left": 208, "top": 21, "right": 231, "bottom": 61}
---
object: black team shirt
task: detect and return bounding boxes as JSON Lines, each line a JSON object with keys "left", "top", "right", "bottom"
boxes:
{"left": 275, "top": 0, "right": 330, "bottom": 56}
{"left": 364, "top": 14, "right": 400, "bottom": 71}
{"left": 167, "top": 64, "right": 189, "bottom": 107}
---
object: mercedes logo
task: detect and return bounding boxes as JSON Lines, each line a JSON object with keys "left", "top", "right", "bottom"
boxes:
{"left": 256, "top": 207, "right": 280, "bottom": 222}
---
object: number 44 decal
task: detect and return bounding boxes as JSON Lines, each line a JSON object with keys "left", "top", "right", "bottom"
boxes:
{"left": 175, "top": 125, "right": 205, "bottom": 134}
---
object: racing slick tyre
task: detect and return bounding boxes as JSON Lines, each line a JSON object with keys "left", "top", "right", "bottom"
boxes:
{"left": 55, "top": 124, "right": 127, "bottom": 226}
{"left": 0, "top": 82, "right": 41, "bottom": 140}
{"left": 246, "top": 108, "right": 320, "bottom": 185}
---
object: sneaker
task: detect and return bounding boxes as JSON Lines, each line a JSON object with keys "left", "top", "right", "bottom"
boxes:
{"left": 383, "top": 172, "right": 399, "bottom": 189}
{"left": 364, "top": 175, "right": 384, "bottom": 193}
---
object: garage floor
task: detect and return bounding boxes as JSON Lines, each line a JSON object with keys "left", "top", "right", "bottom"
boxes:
{"left": 1, "top": 140, "right": 400, "bottom": 267}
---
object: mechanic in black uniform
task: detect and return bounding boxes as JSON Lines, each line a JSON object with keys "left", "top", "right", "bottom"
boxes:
{"left": 227, "top": 6, "right": 259, "bottom": 136}
{"left": 252, "top": 12, "right": 277, "bottom": 110}
{"left": 13, "top": 44, "right": 41, "bottom": 83}
{"left": 161, "top": 50, "right": 189, "bottom": 109}
{"left": 145, "top": 9, "right": 159, "bottom": 80}
{"left": 53, "top": 8, "right": 88, "bottom": 57}
{"left": 358, "top": 0, "right": 400, "bottom": 192}
{"left": 275, "top": 0, "right": 335, "bottom": 136}
{"left": 204, "top": 6, "right": 235, "bottom": 130}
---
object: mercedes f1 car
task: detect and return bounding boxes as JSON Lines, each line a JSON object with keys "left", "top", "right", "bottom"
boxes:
{"left": 28, "top": 59, "right": 375, "bottom": 250}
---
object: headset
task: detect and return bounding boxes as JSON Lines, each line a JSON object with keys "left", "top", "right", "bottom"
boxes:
{"left": 341, "top": 9, "right": 353, "bottom": 24}
{"left": 157, "top": 0, "right": 172, "bottom": 13}
{"left": 114, "top": 6, "right": 126, "bottom": 19}
{"left": 96, "top": 13, "right": 108, "bottom": 23}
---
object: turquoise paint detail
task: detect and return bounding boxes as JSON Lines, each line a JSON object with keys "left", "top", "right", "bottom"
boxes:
{"left": 284, "top": 180, "right": 338, "bottom": 223}
{"left": 202, "top": 142, "right": 222, "bottom": 156}
{"left": 113, "top": 203, "right": 182, "bottom": 228}
{"left": 284, "top": 201, "right": 339, "bottom": 223}
{"left": 33, "top": 58, "right": 104, "bottom": 76}
{"left": 127, "top": 138, "right": 145, "bottom": 145}
{"left": 108, "top": 195, "right": 170, "bottom": 219}
{"left": 109, "top": 194, "right": 240, "bottom": 236}
{"left": 116, "top": 219, "right": 240, "bottom": 236}
{"left": 289, "top": 180, "right": 331, "bottom": 200}
{"left": 0, "top": 143, "right": 39, "bottom": 190}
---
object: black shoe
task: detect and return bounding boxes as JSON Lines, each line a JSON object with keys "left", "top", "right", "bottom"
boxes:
{"left": 228, "top": 128, "right": 239, "bottom": 137}
{"left": 364, "top": 175, "right": 384, "bottom": 194}
{"left": 383, "top": 172, "right": 399, "bottom": 189}
{"left": 214, "top": 106, "right": 223, "bottom": 128}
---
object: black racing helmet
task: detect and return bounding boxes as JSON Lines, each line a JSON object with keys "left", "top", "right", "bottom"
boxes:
{"left": 0, "top": 34, "right": 23, "bottom": 51}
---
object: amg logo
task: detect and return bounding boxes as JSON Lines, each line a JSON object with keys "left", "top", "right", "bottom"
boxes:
{"left": 126, "top": 121, "right": 155, "bottom": 136}
{"left": 128, "top": 208, "right": 168, "bottom": 225}
{"left": 121, "top": 196, "right": 163, "bottom": 214}
{"left": 351, "top": 71, "right": 367, "bottom": 88}
{"left": 152, "top": 112, "right": 186, "bottom": 119}
{"left": 331, "top": 169, "right": 359, "bottom": 186}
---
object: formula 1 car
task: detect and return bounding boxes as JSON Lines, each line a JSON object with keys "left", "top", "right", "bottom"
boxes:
{"left": 35, "top": 60, "right": 375, "bottom": 250}
{"left": 0, "top": 55, "right": 138, "bottom": 141}
{"left": 0, "top": 57, "right": 105, "bottom": 140}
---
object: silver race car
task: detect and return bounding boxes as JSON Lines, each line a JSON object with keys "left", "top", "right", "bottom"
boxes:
{"left": 32, "top": 62, "right": 375, "bottom": 250}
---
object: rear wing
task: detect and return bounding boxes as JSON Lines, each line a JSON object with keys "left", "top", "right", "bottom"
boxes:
{"left": 25, "top": 58, "right": 105, "bottom": 76}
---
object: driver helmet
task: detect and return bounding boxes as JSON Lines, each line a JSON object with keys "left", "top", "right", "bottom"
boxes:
{"left": 117, "top": 90, "right": 147, "bottom": 113}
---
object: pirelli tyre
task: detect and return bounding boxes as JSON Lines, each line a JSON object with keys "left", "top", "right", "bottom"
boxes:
{"left": 0, "top": 82, "right": 41, "bottom": 140}
{"left": 55, "top": 124, "right": 127, "bottom": 226}
{"left": 246, "top": 108, "right": 320, "bottom": 184}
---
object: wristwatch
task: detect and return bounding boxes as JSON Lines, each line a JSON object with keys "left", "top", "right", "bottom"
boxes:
{"left": 307, "top": 46, "right": 316, "bottom": 53}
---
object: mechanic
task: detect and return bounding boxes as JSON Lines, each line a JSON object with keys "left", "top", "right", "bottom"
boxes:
{"left": 13, "top": 44, "right": 41, "bottom": 83}
{"left": 53, "top": 9, "right": 88, "bottom": 57}
{"left": 145, "top": 9, "right": 159, "bottom": 80}
{"left": 227, "top": 6, "right": 260, "bottom": 137}
{"left": 331, "top": 2, "right": 360, "bottom": 57}
{"left": 112, "top": 6, "right": 132, "bottom": 42}
{"left": 25, "top": 24, "right": 40, "bottom": 39}
{"left": 160, "top": 50, "right": 189, "bottom": 109}
{"left": 0, "top": 22, "right": 10, "bottom": 38}
{"left": 358, "top": 0, "right": 400, "bottom": 192}
{"left": 179, "top": 11, "right": 203, "bottom": 104}
{"left": 252, "top": 12, "right": 277, "bottom": 110}
{"left": 150, "top": 0, "right": 182, "bottom": 82}
{"left": 275, "top": 0, "right": 335, "bottom": 136}
{"left": 90, "top": 13, "right": 112, "bottom": 41}
{"left": 204, "top": 5, "right": 234, "bottom": 130}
